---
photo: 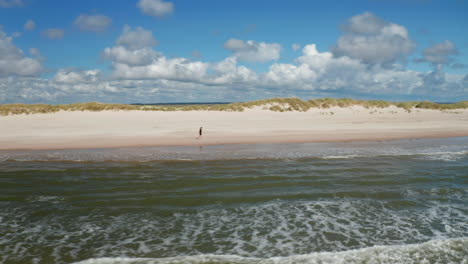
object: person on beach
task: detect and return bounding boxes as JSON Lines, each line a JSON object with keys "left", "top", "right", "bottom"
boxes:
{"left": 196, "top": 127, "right": 203, "bottom": 139}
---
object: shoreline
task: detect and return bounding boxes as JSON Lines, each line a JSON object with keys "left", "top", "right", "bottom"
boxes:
{"left": 1, "top": 107, "right": 468, "bottom": 151}
{"left": 1, "top": 132, "right": 468, "bottom": 152}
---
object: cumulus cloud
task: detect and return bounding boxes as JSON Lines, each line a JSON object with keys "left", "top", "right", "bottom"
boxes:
{"left": 0, "top": 75, "right": 227, "bottom": 104}
{"left": 101, "top": 27, "right": 260, "bottom": 86}
{"left": 341, "top": 11, "right": 386, "bottom": 35}
{"left": 332, "top": 12, "right": 415, "bottom": 64}
{"left": 3, "top": 54, "right": 466, "bottom": 103}
{"left": 102, "top": 25, "right": 160, "bottom": 66}
{"left": 74, "top": 14, "right": 112, "bottom": 33}
{"left": 0, "top": 29, "right": 42, "bottom": 77}
{"left": 1, "top": 12, "right": 466, "bottom": 104}
{"left": 410, "top": 65, "right": 467, "bottom": 99}
{"left": 419, "top": 65, "right": 445, "bottom": 88}
{"left": 263, "top": 44, "right": 364, "bottom": 90}
{"left": 137, "top": 0, "right": 174, "bottom": 17}
{"left": 264, "top": 63, "right": 317, "bottom": 88}
{"left": 259, "top": 43, "right": 468, "bottom": 100}
{"left": 0, "top": 0, "right": 23, "bottom": 8}
{"left": 103, "top": 26, "right": 210, "bottom": 82}
{"left": 211, "top": 56, "right": 258, "bottom": 85}
{"left": 116, "top": 25, "right": 157, "bottom": 50}
{"left": 415, "top": 40, "right": 458, "bottom": 65}
{"left": 103, "top": 46, "right": 160, "bottom": 66}
{"left": 224, "top": 38, "right": 281, "bottom": 62}
{"left": 111, "top": 57, "right": 209, "bottom": 82}
{"left": 42, "top": 28, "right": 64, "bottom": 40}
{"left": 53, "top": 69, "right": 101, "bottom": 84}
{"left": 24, "top": 19, "right": 35, "bottom": 31}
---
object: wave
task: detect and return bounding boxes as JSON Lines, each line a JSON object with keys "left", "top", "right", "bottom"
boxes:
{"left": 3, "top": 198, "right": 467, "bottom": 264}
{"left": 322, "top": 150, "right": 468, "bottom": 161}
{"left": 73, "top": 237, "right": 467, "bottom": 264}
{"left": 0, "top": 142, "right": 466, "bottom": 163}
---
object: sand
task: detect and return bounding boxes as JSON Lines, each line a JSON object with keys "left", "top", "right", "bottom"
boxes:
{"left": 1, "top": 106, "right": 467, "bottom": 150}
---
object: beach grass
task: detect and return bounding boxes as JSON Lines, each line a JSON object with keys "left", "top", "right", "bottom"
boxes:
{"left": 1, "top": 98, "right": 467, "bottom": 115}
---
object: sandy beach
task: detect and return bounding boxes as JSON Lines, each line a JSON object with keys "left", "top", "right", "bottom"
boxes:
{"left": 1, "top": 106, "right": 467, "bottom": 150}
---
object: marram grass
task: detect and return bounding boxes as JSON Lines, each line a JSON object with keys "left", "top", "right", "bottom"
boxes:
{"left": 0, "top": 98, "right": 467, "bottom": 116}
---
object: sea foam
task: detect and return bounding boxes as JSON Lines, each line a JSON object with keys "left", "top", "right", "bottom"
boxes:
{"left": 73, "top": 237, "right": 468, "bottom": 264}
{"left": 0, "top": 137, "right": 467, "bottom": 162}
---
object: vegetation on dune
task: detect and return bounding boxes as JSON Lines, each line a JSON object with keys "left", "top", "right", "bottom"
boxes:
{"left": 0, "top": 98, "right": 467, "bottom": 116}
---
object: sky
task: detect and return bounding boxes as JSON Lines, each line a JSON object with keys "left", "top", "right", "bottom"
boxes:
{"left": 0, "top": 0, "right": 467, "bottom": 104}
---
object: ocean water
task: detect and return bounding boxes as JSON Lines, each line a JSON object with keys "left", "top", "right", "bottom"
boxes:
{"left": 0, "top": 137, "right": 467, "bottom": 264}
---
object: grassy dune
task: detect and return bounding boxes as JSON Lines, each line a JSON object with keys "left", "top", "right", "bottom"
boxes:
{"left": 1, "top": 98, "right": 467, "bottom": 116}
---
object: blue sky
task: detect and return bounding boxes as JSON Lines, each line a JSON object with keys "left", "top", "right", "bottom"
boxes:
{"left": 0, "top": 0, "right": 467, "bottom": 103}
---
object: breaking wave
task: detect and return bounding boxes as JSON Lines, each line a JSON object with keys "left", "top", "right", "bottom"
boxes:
{"left": 74, "top": 238, "right": 468, "bottom": 264}
{"left": 0, "top": 137, "right": 467, "bottom": 163}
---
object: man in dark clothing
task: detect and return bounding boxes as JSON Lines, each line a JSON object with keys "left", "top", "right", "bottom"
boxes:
{"left": 199, "top": 127, "right": 203, "bottom": 137}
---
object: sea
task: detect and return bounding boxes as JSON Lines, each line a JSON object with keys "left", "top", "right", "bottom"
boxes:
{"left": 0, "top": 137, "right": 467, "bottom": 264}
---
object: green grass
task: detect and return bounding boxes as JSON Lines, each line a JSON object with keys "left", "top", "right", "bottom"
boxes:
{"left": 0, "top": 98, "right": 467, "bottom": 116}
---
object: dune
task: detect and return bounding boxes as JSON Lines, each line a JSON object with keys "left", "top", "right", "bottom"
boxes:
{"left": 1, "top": 105, "right": 467, "bottom": 150}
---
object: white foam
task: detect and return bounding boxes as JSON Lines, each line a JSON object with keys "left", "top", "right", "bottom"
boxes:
{"left": 73, "top": 237, "right": 468, "bottom": 264}
{"left": 2, "top": 198, "right": 467, "bottom": 264}
{"left": 417, "top": 151, "right": 468, "bottom": 161}
{"left": 27, "top": 195, "right": 64, "bottom": 203}
{"left": 0, "top": 137, "right": 466, "bottom": 162}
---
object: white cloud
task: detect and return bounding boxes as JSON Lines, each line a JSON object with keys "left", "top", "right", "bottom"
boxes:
{"left": 2, "top": 58, "right": 466, "bottom": 104}
{"left": 42, "top": 28, "right": 64, "bottom": 40}
{"left": 262, "top": 44, "right": 361, "bottom": 90}
{"left": 74, "top": 14, "right": 112, "bottom": 33}
{"left": 137, "top": 0, "right": 174, "bottom": 17}
{"left": 103, "top": 46, "right": 160, "bottom": 66}
{"left": 102, "top": 27, "right": 260, "bottom": 86}
{"left": 224, "top": 38, "right": 281, "bottom": 62}
{"left": 116, "top": 25, "right": 157, "bottom": 50}
{"left": 24, "top": 19, "right": 35, "bottom": 31}
{"left": 1, "top": 13, "right": 466, "bottom": 104}
{"left": 256, "top": 43, "right": 431, "bottom": 99}
{"left": 0, "top": 29, "right": 42, "bottom": 77}
{"left": 0, "top": 76, "right": 229, "bottom": 104}
{"left": 342, "top": 11, "right": 386, "bottom": 35}
{"left": 264, "top": 63, "right": 317, "bottom": 88}
{"left": 0, "top": 0, "right": 23, "bottom": 8}
{"left": 332, "top": 12, "right": 415, "bottom": 64}
{"left": 415, "top": 40, "right": 458, "bottom": 65}
{"left": 211, "top": 56, "right": 258, "bottom": 84}
{"left": 102, "top": 25, "right": 160, "bottom": 66}
{"left": 111, "top": 56, "right": 209, "bottom": 82}
{"left": 104, "top": 25, "right": 209, "bottom": 83}
{"left": 296, "top": 44, "right": 335, "bottom": 72}
{"left": 292, "top": 43, "right": 301, "bottom": 51}
{"left": 53, "top": 69, "right": 101, "bottom": 84}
